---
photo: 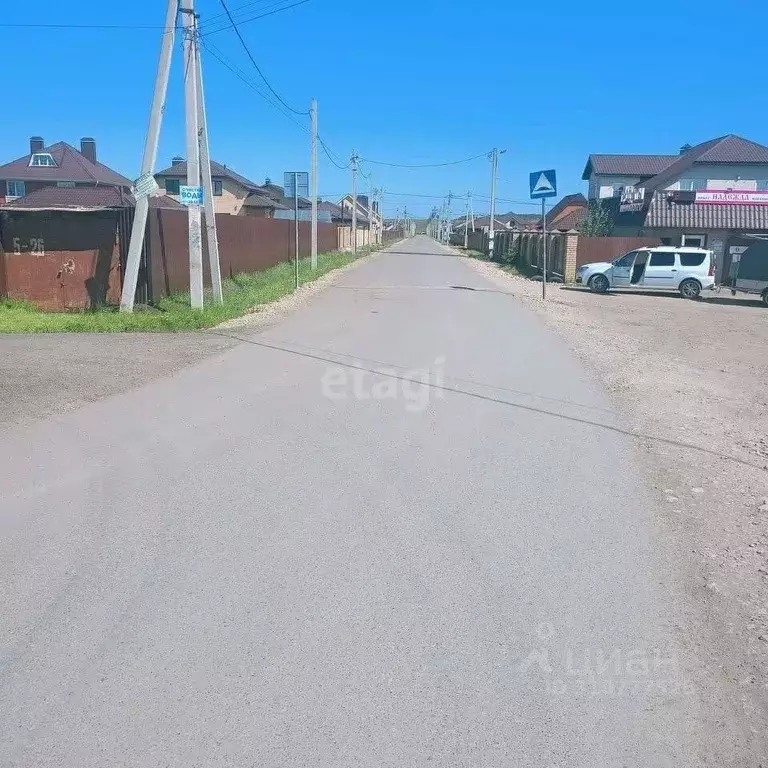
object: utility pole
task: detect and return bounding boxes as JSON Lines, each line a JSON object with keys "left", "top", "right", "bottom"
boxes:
{"left": 403, "top": 207, "right": 408, "bottom": 237}
{"left": 351, "top": 151, "right": 358, "bottom": 253}
{"left": 310, "top": 98, "right": 318, "bottom": 269}
{"left": 464, "top": 192, "right": 470, "bottom": 249}
{"left": 120, "top": 0, "right": 177, "bottom": 312}
{"left": 182, "top": 0, "right": 203, "bottom": 309}
{"left": 194, "top": 31, "right": 223, "bottom": 304}
{"left": 489, "top": 148, "right": 498, "bottom": 259}
{"left": 446, "top": 190, "right": 453, "bottom": 244}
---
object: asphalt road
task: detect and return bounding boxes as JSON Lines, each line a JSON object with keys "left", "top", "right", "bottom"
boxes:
{"left": 0, "top": 237, "right": 712, "bottom": 766}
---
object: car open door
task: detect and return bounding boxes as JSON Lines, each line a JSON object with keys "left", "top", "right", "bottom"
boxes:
{"left": 611, "top": 251, "right": 638, "bottom": 287}
{"left": 644, "top": 250, "right": 678, "bottom": 288}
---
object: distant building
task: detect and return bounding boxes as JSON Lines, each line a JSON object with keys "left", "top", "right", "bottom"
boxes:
{"left": 0, "top": 136, "right": 131, "bottom": 205}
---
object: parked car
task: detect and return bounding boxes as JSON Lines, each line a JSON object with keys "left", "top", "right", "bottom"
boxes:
{"left": 576, "top": 247, "right": 715, "bottom": 298}
{"left": 730, "top": 239, "right": 768, "bottom": 306}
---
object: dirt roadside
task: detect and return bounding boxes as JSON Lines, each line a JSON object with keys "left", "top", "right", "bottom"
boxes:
{"left": 464, "top": 256, "right": 768, "bottom": 756}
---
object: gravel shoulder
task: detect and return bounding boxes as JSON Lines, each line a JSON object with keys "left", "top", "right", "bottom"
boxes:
{"left": 464, "top": 256, "right": 768, "bottom": 752}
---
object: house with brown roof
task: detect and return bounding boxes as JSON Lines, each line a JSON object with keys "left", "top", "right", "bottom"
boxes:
{"left": 591, "top": 134, "right": 768, "bottom": 280}
{"left": 0, "top": 136, "right": 131, "bottom": 205}
{"left": 154, "top": 158, "right": 287, "bottom": 217}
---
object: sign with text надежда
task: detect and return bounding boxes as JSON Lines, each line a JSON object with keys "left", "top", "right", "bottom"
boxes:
{"left": 696, "top": 189, "right": 768, "bottom": 205}
{"left": 529, "top": 169, "right": 557, "bottom": 199}
{"left": 180, "top": 185, "right": 203, "bottom": 206}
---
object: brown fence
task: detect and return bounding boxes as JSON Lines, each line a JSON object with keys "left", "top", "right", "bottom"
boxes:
{"left": 147, "top": 210, "right": 339, "bottom": 299}
{"left": 576, "top": 236, "right": 661, "bottom": 267}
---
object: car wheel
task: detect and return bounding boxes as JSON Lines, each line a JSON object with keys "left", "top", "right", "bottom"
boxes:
{"left": 762, "top": 289, "right": 768, "bottom": 307}
{"left": 679, "top": 278, "right": 702, "bottom": 299}
{"left": 589, "top": 274, "right": 609, "bottom": 293}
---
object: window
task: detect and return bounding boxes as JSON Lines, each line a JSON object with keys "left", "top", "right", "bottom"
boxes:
{"left": 28, "top": 153, "right": 57, "bottom": 167}
{"left": 682, "top": 233, "right": 706, "bottom": 248}
{"left": 165, "top": 178, "right": 180, "bottom": 195}
{"left": 56, "top": 181, "right": 76, "bottom": 188}
{"left": 680, "top": 252, "right": 706, "bottom": 266}
{"left": 614, "top": 251, "right": 639, "bottom": 268}
{"left": 758, "top": 180, "right": 768, "bottom": 191}
{"left": 649, "top": 252, "right": 676, "bottom": 267}
{"left": 212, "top": 179, "right": 223, "bottom": 196}
{"left": 6, "top": 180, "right": 25, "bottom": 197}
{"left": 679, "top": 179, "right": 705, "bottom": 191}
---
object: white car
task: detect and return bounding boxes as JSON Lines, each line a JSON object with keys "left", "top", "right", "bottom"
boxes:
{"left": 576, "top": 246, "right": 716, "bottom": 299}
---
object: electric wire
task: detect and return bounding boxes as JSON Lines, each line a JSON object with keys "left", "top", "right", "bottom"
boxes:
{"left": 358, "top": 151, "right": 488, "bottom": 168}
{"left": 215, "top": 0, "right": 308, "bottom": 114}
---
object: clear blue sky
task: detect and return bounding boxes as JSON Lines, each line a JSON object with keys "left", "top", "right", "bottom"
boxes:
{"left": 2, "top": 0, "right": 766, "bottom": 217}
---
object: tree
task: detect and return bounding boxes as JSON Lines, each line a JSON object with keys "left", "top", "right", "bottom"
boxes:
{"left": 579, "top": 199, "right": 613, "bottom": 236}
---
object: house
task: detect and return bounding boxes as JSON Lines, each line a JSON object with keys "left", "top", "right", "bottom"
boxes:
{"left": 155, "top": 158, "right": 285, "bottom": 217}
{"left": 535, "top": 193, "right": 588, "bottom": 231}
{"left": 582, "top": 152, "right": 678, "bottom": 200}
{"left": 592, "top": 134, "right": 768, "bottom": 279}
{"left": 339, "top": 193, "right": 379, "bottom": 241}
{"left": 0, "top": 136, "right": 131, "bottom": 205}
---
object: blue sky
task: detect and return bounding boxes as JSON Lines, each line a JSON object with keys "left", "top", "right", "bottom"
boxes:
{"left": 2, "top": 0, "right": 766, "bottom": 217}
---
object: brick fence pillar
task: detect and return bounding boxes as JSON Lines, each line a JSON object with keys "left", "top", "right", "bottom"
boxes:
{"left": 564, "top": 231, "right": 579, "bottom": 282}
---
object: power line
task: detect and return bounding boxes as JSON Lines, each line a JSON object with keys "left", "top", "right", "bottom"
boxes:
{"left": 201, "top": 0, "right": 313, "bottom": 35}
{"left": 317, "top": 137, "right": 350, "bottom": 170}
{"left": 0, "top": 0, "right": 311, "bottom": 33}
{"left": 199, "top": 0, "right": 286, "bottom": 27}
{"left": 358, "top": 151, "right": 488, "bottom": 168}
{"left": 201, "top": 38, "right": 351, "bottom": 174}
{"left": 215, "top": 0, "right": 308, "bottom": 114}
{"left": 200, "top": 38, "right": 306, "bottom": 129}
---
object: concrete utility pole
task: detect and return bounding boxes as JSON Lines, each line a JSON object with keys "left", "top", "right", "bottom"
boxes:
{"left": 310, "top": 98, "right": 318, "bottom": 269}
{"left": 194, "top": 31, "right": 223, "bottom": 304}
{"left": 182, "top": 0, "right": 203, "bottom": 309}
{"left": 464, "top": 192, "right": 470, "bottom": 249}
{"left": 446, "top": 191, "right": 453, "bottom": 244}
{"left": 120, "top": 0, "right": 178, "bottom": 312}
{"left": 351, "top": 151, "right": 358, "bottom": 253}
{"left": 489, "top": 148, "right": 498, "bottom": 259}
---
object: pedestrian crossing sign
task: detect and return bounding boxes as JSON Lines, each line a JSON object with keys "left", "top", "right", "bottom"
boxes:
{"left": 529, "top": 169, "right": 557, "bottom": 199}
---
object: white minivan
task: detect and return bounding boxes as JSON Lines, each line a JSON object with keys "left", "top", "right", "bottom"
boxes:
{"left": 576, "top": 246, "right": 716, "bottom": 298}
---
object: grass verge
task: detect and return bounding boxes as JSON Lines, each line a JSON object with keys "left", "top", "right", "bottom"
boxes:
{"left": 0, "top": 246, "right": 380, "bottom": 333}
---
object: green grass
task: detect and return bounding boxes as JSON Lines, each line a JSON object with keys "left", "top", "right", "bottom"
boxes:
{"left": 0, "top": 246, "right": 380, "bottom": 333}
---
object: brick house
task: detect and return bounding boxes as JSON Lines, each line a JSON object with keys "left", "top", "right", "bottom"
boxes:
{"left": 589, "top": 134, "right": 768, "bottom": 279}
{"left": 154, "top": 158, "right": 288, "bottom": 217}
{"left": 0, "top": 136, "right": 131, "bottom": 205}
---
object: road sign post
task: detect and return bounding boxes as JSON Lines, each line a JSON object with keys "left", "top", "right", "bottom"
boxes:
{"left": 529, "top": 169, "right": 557, "bottom": 300}
{"left": 284, "top": 171, "right": 309, "bottom": 290}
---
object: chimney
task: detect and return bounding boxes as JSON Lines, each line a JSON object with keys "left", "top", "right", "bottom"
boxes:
{"left": 171, "top": 156, "right": 185, "bottom": 166}
{"left": 29, "top": 136, "right": 44, "bottom": 154}
{"left": 679, "top": 143, "right": 692, "bottom": 155}
{"left": 80, "top": 137, "right": 97, "bottom": 164}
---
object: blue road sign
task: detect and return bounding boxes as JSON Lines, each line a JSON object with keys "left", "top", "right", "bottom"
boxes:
{"left": 284, "top": 171, "right": 309, "bottom": 199}
{"left": 529, "top": 169, "right": 557, "bottom": 199}
{"left": 179, "top": 185, "right": 203, "bottom": 206}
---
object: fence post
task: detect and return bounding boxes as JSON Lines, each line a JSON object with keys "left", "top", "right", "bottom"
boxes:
{"left": 564, "top": 231, "right": 579, "bottom": 283}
